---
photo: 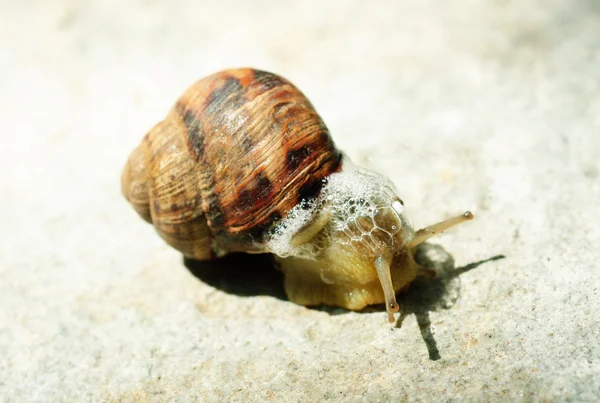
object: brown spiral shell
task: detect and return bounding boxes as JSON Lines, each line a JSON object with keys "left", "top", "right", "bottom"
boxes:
{"left": 121, "top": 68, "right": 342, "bottom": 259}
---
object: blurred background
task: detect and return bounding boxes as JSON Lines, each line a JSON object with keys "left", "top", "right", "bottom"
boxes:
{"left": 1, "top": 0, "right": 599, "bottom": 401}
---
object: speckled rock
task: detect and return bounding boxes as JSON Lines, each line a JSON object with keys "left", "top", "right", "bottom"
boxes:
{"left": 1, "top": 0, "right": 599, "bottom": 401}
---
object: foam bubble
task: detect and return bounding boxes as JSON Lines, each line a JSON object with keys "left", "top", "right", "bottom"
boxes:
{"left": 266, "top": 155, "right": 409, "bottom": 259}
{"left": 323, "top": 158, "right": 406, "bottom": 248}
{"left": 266, "top": 193, "right": 323, "bottom": 259}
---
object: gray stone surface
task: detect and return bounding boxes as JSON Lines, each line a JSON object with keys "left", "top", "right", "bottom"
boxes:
{"left": 2, "top": 0, "right": 599, "bottom": 401}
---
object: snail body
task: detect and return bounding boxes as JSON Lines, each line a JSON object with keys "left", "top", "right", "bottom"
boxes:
{"left": 121, "top": 68, "right": 473, "bottom": 322}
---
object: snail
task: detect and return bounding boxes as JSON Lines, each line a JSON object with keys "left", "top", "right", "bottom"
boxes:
{"left": 121, "top": 68, "right": 473, "bottom": 323}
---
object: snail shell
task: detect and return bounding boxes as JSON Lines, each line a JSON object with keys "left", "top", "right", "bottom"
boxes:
{"left": 121, "top": 68, "right": 473, "bottom": 322}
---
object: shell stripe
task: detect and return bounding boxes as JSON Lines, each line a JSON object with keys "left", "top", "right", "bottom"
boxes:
{"left": 173, "top": 68, "right": 341, "bottom": 250}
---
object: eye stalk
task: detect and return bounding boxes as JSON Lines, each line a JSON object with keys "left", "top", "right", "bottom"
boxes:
{"left": 374, "top": 211, "right": 474, "bottom": 323}
{"left": 374, "top": 255, "right": 399, "bottom": 323}
{"left": 407, "top": 211, "right": 474, "bottom": 250}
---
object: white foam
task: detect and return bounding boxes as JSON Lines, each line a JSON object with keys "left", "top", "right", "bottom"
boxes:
{"left": 266, "top": 155, "right": 410, "bottom": 259}
{"left": 267, "top": 193, "right": 323, "bottom": 258}
{"left": 323, "top": 157, "right": 407, "bottom": 247}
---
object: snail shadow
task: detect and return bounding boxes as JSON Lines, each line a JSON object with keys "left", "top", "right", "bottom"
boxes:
{"left": 184, "top": 245, "right": 504, "bottom": 362}
{"left": 391, "top": 244, "right": 505, "bottom": 361}
{"left": 184, "top": 253, "right": 287, "bottom": 301}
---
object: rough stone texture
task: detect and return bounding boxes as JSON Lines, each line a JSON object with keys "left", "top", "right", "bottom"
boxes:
{"left": 1, "top": 0, "right": 599, "bottom": 401}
